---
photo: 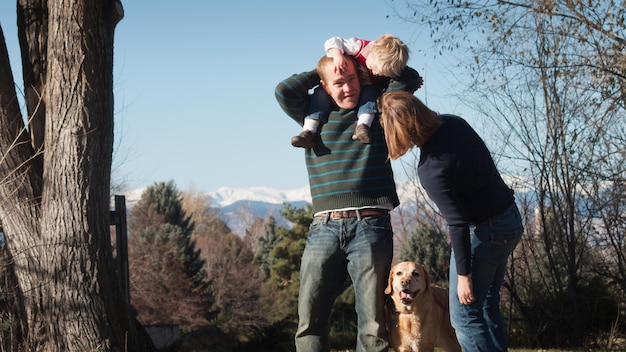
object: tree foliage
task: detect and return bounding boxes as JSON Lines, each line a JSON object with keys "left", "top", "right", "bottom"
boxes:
{"left": 181, "top": 189, "right": 269, "bottom": 340}
{"left": 181, "top": 188, "right": 230, "bottom": 237}
{"left": 128, "top": 181, "right": 215, "bottom": 331}
{"left": 248, "top": 216, "right": 281, "bottom": 277}
{"left": 399, "top": 222, "right": 450, "bottom": 286}
{"left": 259, "top": 203, "right": 310, "bottom": 324}
{"left": 256, "top": 203, "right": 360, "bottom": 347}
{"left": 203, "top": 231, "right": 266, "bottom": 339}
{"left": 394, "top": 0, "right": 625, "bottom": 100}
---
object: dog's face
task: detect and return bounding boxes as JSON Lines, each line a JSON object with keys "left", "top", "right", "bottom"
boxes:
{"left": 385, "top": 261, "right": 429, "bottom": 305}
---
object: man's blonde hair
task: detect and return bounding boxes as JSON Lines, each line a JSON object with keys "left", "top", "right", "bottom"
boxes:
{"left": 368, "top": 34, "right": 409, "bottom": 78}
{"left": 316, "top": 54, "right": 358, "bottom": 83}
{"left": 378, "top": 90, "right": 441, "bottom": 159}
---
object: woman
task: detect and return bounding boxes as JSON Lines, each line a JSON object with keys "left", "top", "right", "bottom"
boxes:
{"left": 378, "top": 90, "right": 523, "bottom": 351}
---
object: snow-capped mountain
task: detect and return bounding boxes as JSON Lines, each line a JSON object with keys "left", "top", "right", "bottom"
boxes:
{"left": 121, "top": 181, "right": 422, "bottom": 237}
{"left": 206, "top": 185, "right": 312, "bottom": 236}
{"left": 206, "top": 182, "right": 424, "bottom": 236}
{"left": 208, "top": 185, "right": 311, "bottom": 208}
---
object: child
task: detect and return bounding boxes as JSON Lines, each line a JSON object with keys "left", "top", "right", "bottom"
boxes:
{"left": 291, "top": 34, "right": 412, "bottom": 148}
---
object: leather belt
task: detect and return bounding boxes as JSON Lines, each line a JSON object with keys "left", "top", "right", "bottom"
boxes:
{"left": 316, "top": 209, "right": 389, "bottom": 220}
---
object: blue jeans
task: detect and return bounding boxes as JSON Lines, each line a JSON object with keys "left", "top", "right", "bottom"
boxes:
{"left": 357, "top": 85, "right": 379, "bottom": 116}
{"left": 304, "top": 86, "right": 332, "bottom": 122}
{"left": 449, "top": 204, "right": 523, "bottom": 352}
{"left": 295, "top": 213, "right": 393, "bottom": 352}
{"left": 304, "top": 85, "right": 379, "bottom": 122}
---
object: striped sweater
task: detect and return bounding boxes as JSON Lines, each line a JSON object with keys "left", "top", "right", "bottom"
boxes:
{"left": 275, "top": 67, "right": 422, "bottom": 213}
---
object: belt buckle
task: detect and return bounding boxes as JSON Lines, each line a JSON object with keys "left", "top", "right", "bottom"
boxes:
{"left": 330, "top": 211, "right": 350, "bottom": 219}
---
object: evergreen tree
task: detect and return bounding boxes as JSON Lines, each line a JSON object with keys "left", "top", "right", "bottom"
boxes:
{"left": 128, "top": 180, "right": 215, "bottom": 330}
{"left": 249, "top": 216, "right": 281, "bottom": 277}
{"left": 130, "top": 181, "right": 207, "bottom": 288}
{"left": 399, "top": 222, "right": 451, "bottom": 286}
{"left": 259, "top": 204, "right": 311, "bottom": 324}
{"left": 259, "top": 203, "right": 359, "bottom": 348}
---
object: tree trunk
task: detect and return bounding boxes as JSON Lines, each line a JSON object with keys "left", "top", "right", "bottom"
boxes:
{"left": 0, "top": 0, "right": 155, "bottom": 350}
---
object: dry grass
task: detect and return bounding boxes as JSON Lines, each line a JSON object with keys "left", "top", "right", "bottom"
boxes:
{"left": 332, "top": 349, "right": 605, "bottom": 352}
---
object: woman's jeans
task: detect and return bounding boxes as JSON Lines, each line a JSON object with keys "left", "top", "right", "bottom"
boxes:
{"left": 295, "top": 213, "right": 393, "bottom": 352}
{"left": 449, "top": 204, "right": 523, "bottom": 352}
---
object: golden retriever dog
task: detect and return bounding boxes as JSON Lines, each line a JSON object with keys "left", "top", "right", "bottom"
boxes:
{"left": 384, "top": 261, "right": 461, "bottom": 352}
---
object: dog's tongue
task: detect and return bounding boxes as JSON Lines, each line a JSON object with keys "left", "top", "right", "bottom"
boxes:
{"left": 400, "top": 290, "right": 414, "bottom": 302}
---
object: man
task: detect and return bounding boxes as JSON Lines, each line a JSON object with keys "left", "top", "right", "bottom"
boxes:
{"left": 274, "top": 54, "right": 421, "bottom": 352}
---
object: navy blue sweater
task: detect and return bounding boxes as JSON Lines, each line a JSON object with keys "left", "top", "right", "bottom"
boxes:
{"left": 418, "top": 114, "right": 515, "bottom": 275}
{"left": 275, "top": 67, "right": 422, "bottom": 214}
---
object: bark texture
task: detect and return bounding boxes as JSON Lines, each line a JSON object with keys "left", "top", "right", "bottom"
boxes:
{"left": 0, "top": 0, "right": 155, "bottom": 350}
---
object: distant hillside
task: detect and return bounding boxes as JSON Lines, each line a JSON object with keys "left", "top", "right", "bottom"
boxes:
{"left": 122, "top": 181, "right": 426, "bottom": 237}
{"left": 206, "top": 182, "right": 424, "bottom": 236}
{"left": 208, "top": 185, "right": 311, "bottom": 207}
{"left": 218, "top": 199, "right": 310, "bottom": 235}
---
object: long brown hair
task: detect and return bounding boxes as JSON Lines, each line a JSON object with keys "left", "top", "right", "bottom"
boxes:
{"left": 378, "top": 90, "right": 442, "bottom": 159}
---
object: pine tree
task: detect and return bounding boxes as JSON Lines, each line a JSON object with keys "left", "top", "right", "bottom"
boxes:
{"left": 128, "top": 180, "right": 215, "bottom": 330}
{"left": 399, "top": 222, "right": 451, "bottom": 286}
{"left": 248, "top": 216, "right": 281, "bottom": 277}
{"left": 258, "top": 203, "right": 358, "bottom": 347}
{"left": 257, "top": 204, "right": 311, "bottom": 324}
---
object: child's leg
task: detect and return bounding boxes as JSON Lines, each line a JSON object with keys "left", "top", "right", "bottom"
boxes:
{"left": 353, "top": 85, "right": 378, "bottom": 144}
{"left": 304, "top": 86, "right": 332, "bottom": 127}
{"left": 291, "top": 86, "right": 332, "bottom": 148}
{"left": 302, "top": 117, "right": 320, "bottom": 133}
{"left": 356, "top": 85, "right": 378, "bottom": 127}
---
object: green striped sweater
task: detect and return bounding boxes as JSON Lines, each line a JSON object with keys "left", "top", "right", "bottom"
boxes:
{"left": 274, "top": 67, "right": 422, "bottom": 213}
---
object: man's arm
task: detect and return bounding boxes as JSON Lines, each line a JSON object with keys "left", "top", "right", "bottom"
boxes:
{"left": 274, "top": 70, "right": 320, "bottom": 126}
{"left": 386, "top": 66, "right": 424, "bottom": 93}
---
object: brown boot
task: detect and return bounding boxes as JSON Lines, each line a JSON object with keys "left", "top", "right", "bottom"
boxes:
{"left": 291, "top": 130, "right": 317, "bottom": 148}
{"left": 352, "top": 124, "right": 371, "bottom": 144}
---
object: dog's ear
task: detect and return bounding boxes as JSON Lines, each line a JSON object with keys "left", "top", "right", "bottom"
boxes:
{"left": 384, "top": 266, "right": 394, "bottom": 294}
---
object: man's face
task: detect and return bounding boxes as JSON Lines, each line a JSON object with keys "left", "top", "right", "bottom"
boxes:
{"left": 320, "top": 60, "right": 361, "bottom": 109}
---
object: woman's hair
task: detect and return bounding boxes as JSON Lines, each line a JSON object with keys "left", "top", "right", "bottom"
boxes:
{"left": 368, "top": 34, "right": 409, "bottom": 78}
{"left": 378, "top": 90, "right": 441, "bottom": 159}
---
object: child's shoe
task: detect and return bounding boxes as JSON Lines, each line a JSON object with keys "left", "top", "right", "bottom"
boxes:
{"left": 291, "top": 130, "right": 317, "bottom": 148}
{"left": 352, "top": 124, "right": 371, "bottom": 144}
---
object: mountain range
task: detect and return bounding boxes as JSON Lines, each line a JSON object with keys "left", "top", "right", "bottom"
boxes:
{"left": 209, "top": 182, "right": 431, "bottom": 236}
{"left": 207, "top": 185, "right": 312, "bottom": 235}
{"left": 124, "top": 181, "right": 422, "bottom": 237}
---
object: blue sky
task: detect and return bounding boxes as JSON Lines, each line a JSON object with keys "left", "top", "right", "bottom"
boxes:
{"left": 0, "top": 1, "right": 470, "bottom": 193}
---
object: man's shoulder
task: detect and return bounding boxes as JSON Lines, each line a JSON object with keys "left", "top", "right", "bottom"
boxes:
{"left": 386, "top": 66, "right": 423, "bottom": 93}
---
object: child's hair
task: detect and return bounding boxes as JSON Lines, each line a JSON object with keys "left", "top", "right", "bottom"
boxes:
{"left": 368, "top": 34, "right": 409, "bottom": 78}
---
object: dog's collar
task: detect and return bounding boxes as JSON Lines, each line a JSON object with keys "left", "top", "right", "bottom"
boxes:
{"left": 396, "top": 309, "right": 414, "bottom": 315}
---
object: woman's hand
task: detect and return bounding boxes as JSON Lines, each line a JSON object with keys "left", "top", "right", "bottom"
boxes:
{"left": 457, "top": 274, "right": 475, "bottom": 305}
